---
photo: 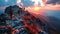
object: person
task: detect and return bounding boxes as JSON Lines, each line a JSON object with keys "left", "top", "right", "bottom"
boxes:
{"left": 0, "top": 14, "right": 13, "bottom": 34}
{"left": 0, "top": 14, "right": 6, "bottom": 25}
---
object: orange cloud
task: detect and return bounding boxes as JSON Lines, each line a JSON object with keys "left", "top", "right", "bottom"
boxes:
{"left": 44, "top": 4, "right": 60, "bottom": 10}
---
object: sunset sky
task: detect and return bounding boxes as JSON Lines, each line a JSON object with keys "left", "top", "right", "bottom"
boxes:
{"left": 0, "top": 0, "right": 60, "bottom": 31}
{"left": 0, "top": 0, "right": 60, "bottom": 19}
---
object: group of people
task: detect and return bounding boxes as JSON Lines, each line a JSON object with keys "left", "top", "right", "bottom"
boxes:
{"left": 0, "top": 5, "right": 48, "bottom": 34}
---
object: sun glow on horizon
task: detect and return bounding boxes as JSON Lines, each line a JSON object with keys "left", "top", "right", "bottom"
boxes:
{"left": 33, "top": 6, "right": 40, "bottom": 11}
{"left": 26, "top": 6, "right": 41, "bottom": 12}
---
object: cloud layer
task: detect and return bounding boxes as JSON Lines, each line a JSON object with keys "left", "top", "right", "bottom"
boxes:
{"left": 47, "top": 0, "right": 60, "bottom": 4}
{"left": 0, "top": 0, "right": 16, "bottom": 6}
{"left": 21, "top": 0, "right": 34, "bottom": 7}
